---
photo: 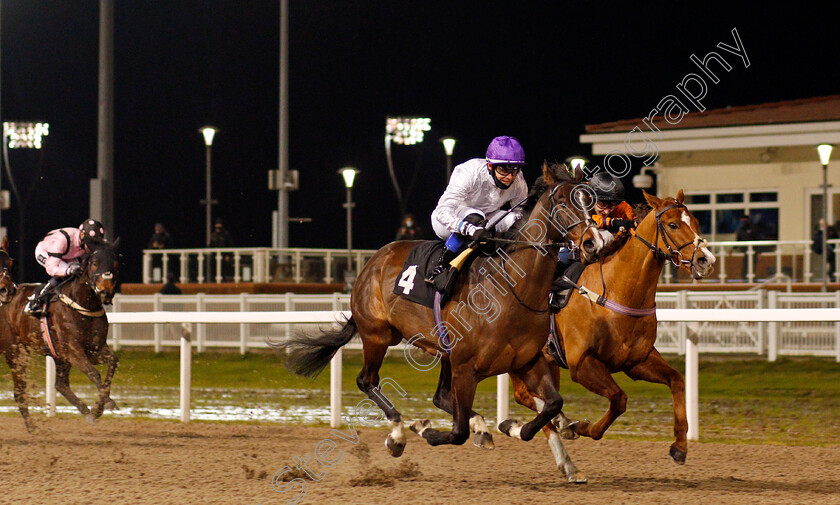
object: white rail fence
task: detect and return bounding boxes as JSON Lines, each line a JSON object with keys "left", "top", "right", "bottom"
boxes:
{"left": 38, "top": 305, "right": 840, "bottom": 443}
{"left": 108, "top": 292, "right": 840, "bottom": 360}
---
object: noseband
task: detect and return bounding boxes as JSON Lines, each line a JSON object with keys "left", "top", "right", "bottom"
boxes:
{"left": 634, "top": 203, "right": 708, "bottom": 269}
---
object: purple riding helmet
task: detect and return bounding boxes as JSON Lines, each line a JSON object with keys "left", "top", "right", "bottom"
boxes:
{"left": 485, "top": 136, "right": 525, "bottom": 189}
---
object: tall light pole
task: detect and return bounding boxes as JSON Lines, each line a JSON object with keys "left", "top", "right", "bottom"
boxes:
{"left": 441, "top": 137, "right": 457, "bottom": 182}
{"left": 818, "top": 144, "right": 834, "bottom": 290}
{"left": 385, "top": 116, "right": 431, "bottom": 216}
{"left": 201, "top": 127, "right": 217, "bottom": 246}
{"left": 339, "top": 167, "right": 358, "bottom": 289}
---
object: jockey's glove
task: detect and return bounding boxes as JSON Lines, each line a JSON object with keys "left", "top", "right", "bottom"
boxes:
{"left": 608, "top": 218, "right": 637, "bottom": 233}
{"left": 66, "top": 263, "right": 82, "bottom": 277}
{"left": 472, "top": 228, "right": 494, "bottom": 245}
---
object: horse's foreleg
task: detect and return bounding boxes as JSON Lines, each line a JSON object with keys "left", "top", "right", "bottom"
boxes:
{"left": 96, "top": 345, "right": 120, "bottom": 410}
{"left": 4, "top": 352, "right": 31, "bottom": 432}
{"left": 625, "top": 349, "right": 688, "bottom": 464}
{"left": 431, "top": 359, "right": 494, "bottom": 449}
{"left": 414, "top": 363, "right": 476, "bottom": 447}
{"left": 356, "top": 334, "right": 407, "bottom": 457}
{"left": 54, "top": 360, "right": 91, "bottom": 419}
{"left": 569, "top": 353, "right": 627, "bottom": 440}
{"left": 63, "top": 346, "right": 107, "bottom": 421}
{"left": 508, "top": 371, "right": 586, "bottom": 483}
{"left": 500, "top": 355, "right": 565, "bottom": 442}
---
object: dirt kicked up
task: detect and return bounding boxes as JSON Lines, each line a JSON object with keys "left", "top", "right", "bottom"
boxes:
{"left": 0, "top": 417, "right": 837, "bottom": 505}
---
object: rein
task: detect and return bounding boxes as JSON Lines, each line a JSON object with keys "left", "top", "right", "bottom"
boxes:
{"left": 57, "top": 293, "right": 106, "bottom": 318}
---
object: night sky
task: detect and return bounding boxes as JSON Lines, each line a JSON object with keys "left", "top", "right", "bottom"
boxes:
{"left": 1, "top": 1, "right": 837, "bottom": 283}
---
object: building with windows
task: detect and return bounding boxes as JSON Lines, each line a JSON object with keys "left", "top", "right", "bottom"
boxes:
{"left": 580, "top": 95, "right": 840, "bottom": 244}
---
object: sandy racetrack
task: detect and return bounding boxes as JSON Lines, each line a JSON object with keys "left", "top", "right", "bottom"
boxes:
{"left": 0, "top": 417, "right": 837, "bottom": 505}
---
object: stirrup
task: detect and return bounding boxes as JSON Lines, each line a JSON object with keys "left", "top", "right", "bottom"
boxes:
{"left": 425, "top": 264, "right": 447, "bottom": 284}
{"left": 548, "top": 288, "right": 573, "bottom": 312}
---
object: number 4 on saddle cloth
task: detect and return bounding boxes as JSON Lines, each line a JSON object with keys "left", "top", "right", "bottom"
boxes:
{"left": 392, "top": 241, "right": 479, "bottom": 308}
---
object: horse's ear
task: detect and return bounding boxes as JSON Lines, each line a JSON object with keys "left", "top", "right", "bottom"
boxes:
{"left": 112, "top": 237, "right": 121, "bottom": 251}
{"left": 643, "top": 190, "right": 662, "bottom": 208}
{"left": 1, "top": 235, "right": 7, "bottom": 252}
{"left": 542, "top": 162, "right": 556, "bottom": 186}
{"left": 573, "top": 164, "right": 583, "bottom": 182}
{"left": 676, "top": 189, "right": 685, "bottom": 204}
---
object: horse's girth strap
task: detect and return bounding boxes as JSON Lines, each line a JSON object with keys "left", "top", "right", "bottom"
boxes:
{"left": 57, "top": 293, "right": 106, "bottom": 317}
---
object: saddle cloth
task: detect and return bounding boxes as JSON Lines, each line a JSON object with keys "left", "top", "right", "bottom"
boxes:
{"left": 392, "top": 241, "right": 446, "bottom": 308}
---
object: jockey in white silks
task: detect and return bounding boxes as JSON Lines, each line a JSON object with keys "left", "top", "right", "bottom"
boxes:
{"left": 425, "top": 136, "right": 528, "bottom": 291}
{"left": 25, "top": 219, "right": 106, "bottom": 317}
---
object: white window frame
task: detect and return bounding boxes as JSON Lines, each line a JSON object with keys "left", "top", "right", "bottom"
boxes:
{"left": 684, "top": 189, "right": 779, "bottom": 241}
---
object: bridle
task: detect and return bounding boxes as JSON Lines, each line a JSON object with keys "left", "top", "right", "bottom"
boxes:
{"left": 0, "top": 253, "right": 17, "bottom": 302}
{"left": 81, "top": 248, "right": 117, "bottom": 303}
{"left": 495, "top": 183, "right": 598, "bottom": 255}
{"left": 634, "top": 202, "right": 708, "bottom": 269}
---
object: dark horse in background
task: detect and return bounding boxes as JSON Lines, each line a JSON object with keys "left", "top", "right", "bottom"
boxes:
{"left": 506, "top": 190, "right": 716, "bottom": 466}
{"left": 280, "top": 163, "right": 605, "bottom": 483}
{"left": 0, "top": 238, "right": 121, "bottom": 430}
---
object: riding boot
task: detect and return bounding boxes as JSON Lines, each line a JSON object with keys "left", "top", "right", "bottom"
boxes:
{"left": 25, "top": 277, "right": 60, "bottom": 317}
{"left": 424, "top": 247, "right": 459, "bottom": 286}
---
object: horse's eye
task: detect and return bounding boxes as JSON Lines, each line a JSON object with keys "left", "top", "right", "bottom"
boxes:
{"left": 668, "top": 222, "right": 679, "bottom": 230}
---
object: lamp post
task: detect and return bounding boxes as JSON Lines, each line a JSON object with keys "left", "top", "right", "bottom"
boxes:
{"left": 201, "top": 127, "right": 217, "bottom": 246}
{"left": 441, "top": 137, "right": 457, "bottom": 182}
{"left": 385, "top": 116, "right": 431, "bottom": 216}
{"left": 565, "top": 155, "right": 588, "bottom": 172}
{"left": 339, "top": 167, "right": 358, "bottom": 289}
{"left": 818, "top": 144, "right": 834, "bottom": 290}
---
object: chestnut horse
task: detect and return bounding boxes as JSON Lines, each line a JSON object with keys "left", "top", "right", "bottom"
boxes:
{"left": 281, "top": 163, "right": 604, "bottom": 475}
{"left": 0, "top": 240, "right": 121, "bottom": 430}
{"left": 505, "top": 190, "right": 716, "bottom": 466}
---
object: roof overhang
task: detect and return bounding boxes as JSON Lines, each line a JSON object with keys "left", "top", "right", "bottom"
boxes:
{"left": 580, "top": 121, "right": 840, "bottom": 155}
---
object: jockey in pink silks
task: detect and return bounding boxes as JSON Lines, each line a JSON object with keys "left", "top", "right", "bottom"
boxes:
{"left": 24, "top": 219, "right": 106, "bottom": 317}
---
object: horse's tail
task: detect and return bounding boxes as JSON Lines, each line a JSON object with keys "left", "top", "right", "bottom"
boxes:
{"left": 279, "top": 315, "right": 357, "bottom": 378}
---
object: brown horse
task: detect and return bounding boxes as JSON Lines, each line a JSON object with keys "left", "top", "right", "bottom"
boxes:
{"left": 280, "top": 163, "right": 604, "bottom": 482}
{"left": 505, "top": 190, "right": 715, "bottom": 466}
{"left": 0, "top": 240, "right": 121, "bottom": 430}
{"left": 0, "top": 237, "right": 17, "bottom": 305}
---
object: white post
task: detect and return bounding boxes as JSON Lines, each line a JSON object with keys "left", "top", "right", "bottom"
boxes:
{"left": 197, "top": 253, "right": 205, "bottom": 284}
{"left": 677, "top": 290, "right": 687, "bottom": 355}
{"left": 239, "top": 292, "right": 248, "bottom": 355}
{"left": 768, "top": 290, "right": 779, "bottom": 362}
{"left": 330, "top": 348, "right": 342, "bottom": 428}
{"left": 153, "top": 292, "right": 162, "bottom": 353}
{"left": 142, "top": 251, "right": 151, "bottom": 284}
{"left": 685, "top": 322, "right": 699, "bottom": 441}
{"left": 496, "top": 374, "right": 509, "bottom": 425}
{"left": 197, "top": 293, "right": 206, "bottom": 353}
{"left": 180, "top": 325, "right": 192, "bottom": 423}
{"left": 45, "top": 356, "right": 56, "bottom": 417}
{"left": 179, "top": 252, "right": 189, "bottom": 284}
{"left": 836, "top": 291, "right": 840, "bottom": 363}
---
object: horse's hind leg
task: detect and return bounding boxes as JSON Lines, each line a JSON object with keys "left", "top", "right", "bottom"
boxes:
{"left": 356, "top": 333, "right": 407, "bottom": 457}
{"left": 625, "top": 349, "right": 688, "bottom": 464}
{"left": 430, "top": 359, "right": 494, "bottom": 449}
{"left": 54, "top": 360, "right": 92, "bottom": 421}
{"left": 95, "top": 345, "right": 120, "bottom": 410}
{"left": 569, "top": 353, "right": 627, "bottom": 441}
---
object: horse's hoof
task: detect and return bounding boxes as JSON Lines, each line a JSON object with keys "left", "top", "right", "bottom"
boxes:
{"left": 409, "top": 419, "right": 431, "bottom": 436}
{"left": 473, "top": 432, "right": 495, "bottom": 449}
{"left": 669, "top": 445, "right": 687, "bottom": 465}
{"left": 104, "top": 399, "right": 119, "bottom": 411}
{"left": 385, "top": 435, "right": 405, "bottom": 458}
{"left": 498, "top": 419, "right": 520, "bottom": 437}
{"left": 85, "top": 413, "right": 96, "bottom": 424}
{"left": 568, "top": 471, "right": 588, "bottom": 484}
{"left": 559, "top": 420, "right": 580, "bottom": 440}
